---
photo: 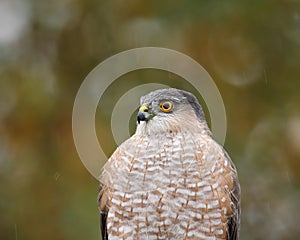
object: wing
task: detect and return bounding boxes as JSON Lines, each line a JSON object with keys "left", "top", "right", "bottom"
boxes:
{"left": 224, "top": 151, "right": 241, "bottom": 240}
{"left": 97, "top": 146, "right": 128, "bottom": 240}
{"left": 98, "top": 182, "right": 108, "bottom": 240}
{"left": 227, "top": 176, "right": 241, "bottom": 240}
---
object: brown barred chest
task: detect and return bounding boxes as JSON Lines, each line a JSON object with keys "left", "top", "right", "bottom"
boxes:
{"left": 102, "top": 133, "right": 234, "bottom": 240}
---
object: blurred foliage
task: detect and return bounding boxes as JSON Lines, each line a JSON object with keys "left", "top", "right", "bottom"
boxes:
{"left": 1, "top": 0, "right": 300, "bottom": 239}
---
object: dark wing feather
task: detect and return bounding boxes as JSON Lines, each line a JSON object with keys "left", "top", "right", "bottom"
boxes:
{"left": 100, "top": 210, "right": 108, "bottom": 240}
{"left": 98, "top": 183, "right": 108, "bottom": 240}
{"left": 224, "top": 151, "right": 241, "bottom": 240}
{"left": 227, "top": 177, "right": 241, "bottom": 240}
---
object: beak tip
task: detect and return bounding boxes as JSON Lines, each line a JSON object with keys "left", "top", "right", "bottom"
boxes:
{"left": 137, "top": 110, "right": 147, "bottom": 124}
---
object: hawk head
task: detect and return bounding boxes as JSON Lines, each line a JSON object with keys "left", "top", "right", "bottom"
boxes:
{"left": 136, "top": 88, "right": 210, "bottom": 136}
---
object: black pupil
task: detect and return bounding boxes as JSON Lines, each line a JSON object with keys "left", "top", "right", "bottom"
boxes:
{"left": 163, "top": 102, "right": 170, "bottom": 109}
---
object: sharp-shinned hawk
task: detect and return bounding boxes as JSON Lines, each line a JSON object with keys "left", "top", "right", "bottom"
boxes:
{"left": 98, "top": 88, "right": 241, "bottom": 240}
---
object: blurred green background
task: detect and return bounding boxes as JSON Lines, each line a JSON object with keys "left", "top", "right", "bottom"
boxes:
{"left": 1, "top": 0, "right": 300, "bottom": 239}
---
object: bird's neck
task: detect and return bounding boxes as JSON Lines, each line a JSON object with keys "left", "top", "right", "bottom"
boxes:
{"left": 135, "top": 118, "right": 211, "bottom": 138}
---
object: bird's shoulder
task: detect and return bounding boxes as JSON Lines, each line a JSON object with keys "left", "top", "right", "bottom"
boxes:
{"left": 210, "top": 140, "right": 241, "bottom": 240}
{"left": 195, "top": 137, "right": 240, "bottom": 239}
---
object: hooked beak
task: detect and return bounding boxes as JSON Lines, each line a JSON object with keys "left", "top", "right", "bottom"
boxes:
{"left": 137, "top": 105, "right": 150, "bottom": 124}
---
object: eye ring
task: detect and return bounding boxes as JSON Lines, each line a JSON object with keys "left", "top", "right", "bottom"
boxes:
{"left": 159, "top": 101, "right": 173, "bottom": 113}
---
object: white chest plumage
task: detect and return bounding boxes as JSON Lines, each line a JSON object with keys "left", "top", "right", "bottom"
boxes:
{"left": 100, "top": 132, "right": 238, "bottom": 240}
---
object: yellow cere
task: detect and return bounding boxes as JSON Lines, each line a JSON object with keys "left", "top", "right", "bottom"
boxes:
{"left": 140, "top": 105, "right": 148, "bottom": 112}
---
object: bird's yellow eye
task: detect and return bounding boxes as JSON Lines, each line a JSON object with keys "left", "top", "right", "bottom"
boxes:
{"left": 159, "top": 101, "right": 173, "bottom": 113}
